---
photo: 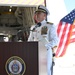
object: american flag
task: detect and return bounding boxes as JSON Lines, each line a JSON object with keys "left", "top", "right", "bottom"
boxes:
{"left": 55, "top": 9, "right": 75, "bottom": 57}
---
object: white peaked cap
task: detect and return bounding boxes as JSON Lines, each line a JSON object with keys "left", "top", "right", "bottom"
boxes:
{"left": 37, "top": 5, "right": 50, "bottom": 15}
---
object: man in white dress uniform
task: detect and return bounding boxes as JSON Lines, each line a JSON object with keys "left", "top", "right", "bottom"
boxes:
{"left": 28, "top": 5, "right": 58, "bottom": 75}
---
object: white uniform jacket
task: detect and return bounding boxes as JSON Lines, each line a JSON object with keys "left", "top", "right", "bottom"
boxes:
{"left": 28, "top": 20, "right": 58, "bottom": 75}
{"left": 28, "top": 20, "right": 58, "bottom": 49}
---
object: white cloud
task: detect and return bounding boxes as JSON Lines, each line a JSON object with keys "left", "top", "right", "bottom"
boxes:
{"left": 46, "top": 0, "right": 68, "bottom": 25}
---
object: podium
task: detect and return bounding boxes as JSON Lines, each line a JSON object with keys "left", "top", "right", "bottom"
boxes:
{"left": 0, "top": 42, "right": 38, "bottom": 75}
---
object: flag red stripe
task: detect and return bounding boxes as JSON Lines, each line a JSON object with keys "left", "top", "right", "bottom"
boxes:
{"left": 71, "top": 31, "right": 75, "bottom": 35}
{"left": 70, "top": 25, "right": 75, "bottom": 43}
{"left": 70, "top": 38, "right": 75, "bottom": 43}
{"left": 59, "top": 24, "right": 73, "bottom": 56}
{"left": 56, "top": 22, "right": 73, "bottom": 57}
{"left": 57, "top": 22, "right": 62, "bottom": 36}
{"left": 56, "top": 22, "right": 69, "bottom": 56}
{"left": 55, "top": 22, "right": 63, "bottom": 56}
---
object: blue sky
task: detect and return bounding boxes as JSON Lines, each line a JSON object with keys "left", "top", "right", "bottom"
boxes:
{"left": 64, "top": 0, "right": 75, "bottom": 13}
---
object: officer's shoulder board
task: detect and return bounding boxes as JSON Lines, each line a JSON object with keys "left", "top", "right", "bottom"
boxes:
{"left": 47, "top": 22, "right": 53, "bottom": 25}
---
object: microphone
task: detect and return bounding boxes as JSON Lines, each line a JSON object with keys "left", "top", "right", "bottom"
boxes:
{"left": 37, "top": 22, "right": 41, "bottom": 27}
{"left": 32, "top": 23, "right": 41, "bottom": 31}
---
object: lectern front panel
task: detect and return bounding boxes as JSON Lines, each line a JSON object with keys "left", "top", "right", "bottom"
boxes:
{"left": 0, "top": 42, "right": 38, "bottom": 75}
